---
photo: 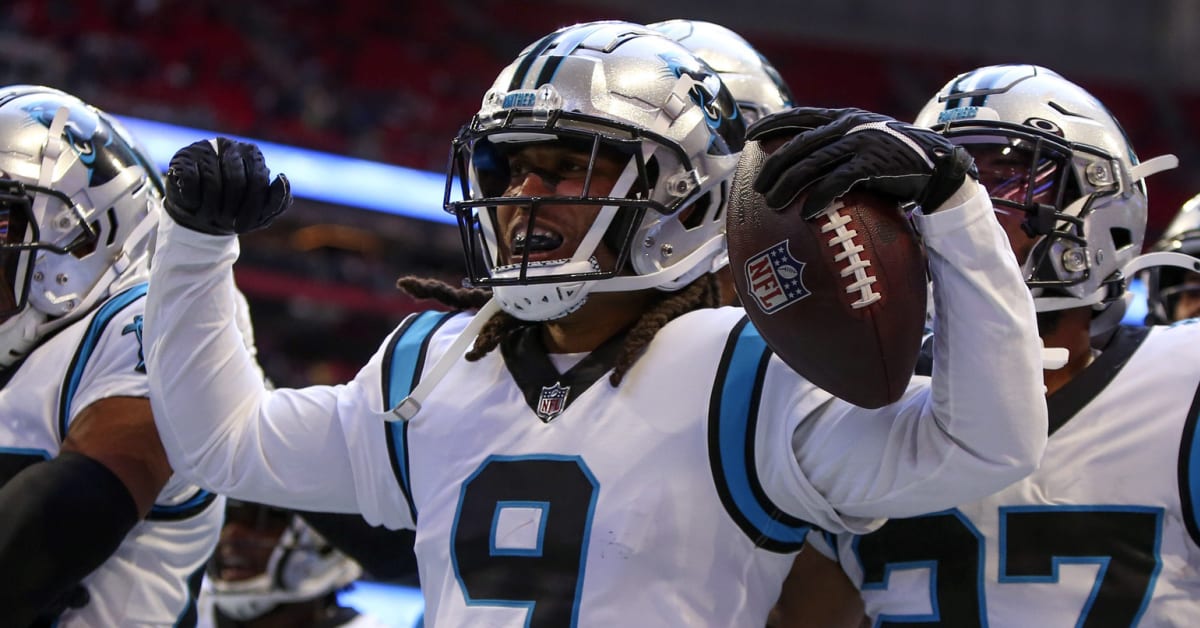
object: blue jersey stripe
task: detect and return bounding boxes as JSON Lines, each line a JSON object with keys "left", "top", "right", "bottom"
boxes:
{"left": 709, "top": 319, "right": 810, "bottom": 552}
{"left": 1180, "top": 378, "right": 1200, "bottom": 545}
{"left": 58, "top": 283, "right": 149, "bottom": 439}
{"left": 148, "top": 488, "right": 217, "bottom": 521}
{"left": 383, "top": 310, "right": 456, "bottom": 524}
{"left": 173, "top": 564, "right": 205, "bottom": 627}
{"left": 56, "top": 283, "right": 215, "bottom": 522}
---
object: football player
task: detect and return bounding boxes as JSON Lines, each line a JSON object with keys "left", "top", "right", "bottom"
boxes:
{"left": 0, "top": 86, "right": 226, "bottom": 626}
{"left": 780, "top": 64, "right": 1200, "bottom": 626}
{"left": 647, "top": 18, "right": 796, "bottom": 309}
{"left": 1145, "top": 193, "right": 1200, "bottom": 323}
{"left": 647, "top": 20, "right": 867, "bottom": 626}
{"left": 199, "top": 500, "right": 387, "bottom": 628}
{"left": 647, "top": 18, "right": 794, "bottom": 126}
{"left": 142, "top": 22, "right": 1047, "bottom": 626}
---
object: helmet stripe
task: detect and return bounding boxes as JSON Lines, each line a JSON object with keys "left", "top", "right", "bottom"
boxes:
{"left": 517, "top": 23, "right": 614, "bottom": 91}
{"left": 968, "top": 67, "right": 1008, "bottom": 107}
{"left": 508, "top": 32, "right": 561, "bottom": 91}
{"left": 533, "top": 55, "right": 566, "bottom": 90}
{"left": 944, "top": 73, "right": 970, "bottom": 111}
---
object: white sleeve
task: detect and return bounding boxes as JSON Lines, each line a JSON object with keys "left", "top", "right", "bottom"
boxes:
{"left": 783, "top": 180, "right": 1047, "bottom": 526}
{"left": 143, "top": 217, "right": 364, "bottom": 513}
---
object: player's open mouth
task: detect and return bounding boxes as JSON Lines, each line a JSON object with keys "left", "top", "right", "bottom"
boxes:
{"left": 509, "top": 224, "right": 566, "bottom": 261}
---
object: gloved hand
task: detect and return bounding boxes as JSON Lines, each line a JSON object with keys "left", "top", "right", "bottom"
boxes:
{"left": 746, "top": 107, "right": 977, "bottom": 218}
{"left": 164, "top": 137, "right": 292, "bottom": 235}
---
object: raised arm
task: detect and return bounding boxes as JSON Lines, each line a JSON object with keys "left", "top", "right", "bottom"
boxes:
{"left": 747, "top": 108, "right": 1047, "bottom": 523}
{"left": 144, "top": 138, "right": 360, "bottom": 512}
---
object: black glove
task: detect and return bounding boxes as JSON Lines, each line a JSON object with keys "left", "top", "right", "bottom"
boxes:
{"left": 746, "top": 107, "right": 977, "bottom": 218}
{"left": 164, "top": 137, "right": 292, "bottom": 235}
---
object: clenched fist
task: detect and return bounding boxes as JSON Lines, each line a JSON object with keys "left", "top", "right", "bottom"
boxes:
{"left": 164, "top": 137, "right": 292, "bottom": 235}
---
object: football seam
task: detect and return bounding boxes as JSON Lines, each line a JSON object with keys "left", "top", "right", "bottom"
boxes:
{"left": 818, "top": 200, "right": 881, "bottom": 309}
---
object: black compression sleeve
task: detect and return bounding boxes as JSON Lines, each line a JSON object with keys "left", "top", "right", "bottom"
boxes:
{"left": 297, "top": 511, "right": 419, "bottom": 582}
{"left": 0, "top": 450, "right": 139, "bottom": 625}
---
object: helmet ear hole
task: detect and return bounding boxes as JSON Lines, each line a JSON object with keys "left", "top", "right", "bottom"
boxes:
{"left": 634, "top": 156, "right": 659, "bottom": 200}
{"left": 1111, "top": 227, "right": 1133, "bottom": 252}
{"left": 104, "top": 208, "right": 118, "bottom": 245}
{"left": 68, "top": 220, "right": 101, "bottom": 259}
{"left": 680, "top": 192, "right": 711, "bottom": 231}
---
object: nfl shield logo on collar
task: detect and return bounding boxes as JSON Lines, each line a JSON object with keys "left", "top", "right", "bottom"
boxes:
{"left": 536, "top": 382, "right": 571, "bottom": 422}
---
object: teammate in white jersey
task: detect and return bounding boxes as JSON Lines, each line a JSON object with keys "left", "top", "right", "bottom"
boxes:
{"left": 198, "top": 500, "right": 388, "bottom": 628}
{"left": 782, "top": 64, "right": 1200, "bottom": 627}
{"left": 1145, "top": 193, "right": 1200, "bottom": 324}
{"left": 646, "top": 20, "right": 870, "bottom": 627}
{"left": 647, "top": 17, "right": 794, "bottom": 311}
{"left": 143, "top": 22, "right": 1048, "bottom": 627}
{"left": 0, "top": 86, "right": 225, "bottom": 626}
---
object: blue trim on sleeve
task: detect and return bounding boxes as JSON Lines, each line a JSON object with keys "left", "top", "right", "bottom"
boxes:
{"left": 382, "top": 311, "right": 456, "bottom": 524}
{"left": 57, "top": 283, "right": 149, "bottom": 440}
{"left": 147, "top": 488, "right": 218, "bottom": 521}
{"left": 708, "top": 318, "right": 811, "bottom": 552}
{"left": 1180, "top": 378, "right": 1200, "bottom": 546}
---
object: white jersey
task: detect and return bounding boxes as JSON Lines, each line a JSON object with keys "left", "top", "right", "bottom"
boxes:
{"left": 0, "top": 278, "right": 223, "bottom": 627}
{"left": 809, "top": 322, "right": 1200, "bottom": 627}
{"left": 144, "top": 183, "right": 1048, "bottom": 626}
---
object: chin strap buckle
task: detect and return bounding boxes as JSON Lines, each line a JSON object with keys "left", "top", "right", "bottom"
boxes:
{"left": 390, "top": 397, "right": 421, "bottom": 422}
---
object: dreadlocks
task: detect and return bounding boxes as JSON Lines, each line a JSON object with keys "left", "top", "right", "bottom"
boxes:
{"left": 609, "top": 272, "right": 720, "bottom": 385}
{"left": 395, "top": 273, "right": 722, "bottom": 385}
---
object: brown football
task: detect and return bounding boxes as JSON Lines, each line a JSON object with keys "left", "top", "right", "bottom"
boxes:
{"left": 726, "top": 136, "right": 928, "bottom": 408}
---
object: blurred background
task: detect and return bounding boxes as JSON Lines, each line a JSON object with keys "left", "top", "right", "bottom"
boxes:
{"left": 5, "top": 0, "right": 1195, "bottom": 386}
{"left": 6, "top": 0, "right": 1197, "bottom": 622}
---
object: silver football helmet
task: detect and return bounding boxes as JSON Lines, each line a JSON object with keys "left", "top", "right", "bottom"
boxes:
{"left": 208, "top": 502, "right": 362, "bottom": 621}
{"left": 1144, "top": 193, "right": 1200, "bottom": 323}
{"left": 648, "top": 19, "right": 794, "bottom": 124}
{"left": 445, "top": 21, "right": 745, "bottom": 321}
{"left": 914, "top": 65, "right": 1177, "bottom": 314}
{"left": 0, "top": 85, "right": 160, "bottom": 366}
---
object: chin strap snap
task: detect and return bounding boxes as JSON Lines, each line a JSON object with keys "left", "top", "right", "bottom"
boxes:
{"left": 1042, "top": 342, "right": 1069, "bottom": 370}
{"left": 388, "top": 299, "right": 501, "bottom": 422}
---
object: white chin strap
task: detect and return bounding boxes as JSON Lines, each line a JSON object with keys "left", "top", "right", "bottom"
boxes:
{"left": 590, "top": 235, "right": 725, "bottom": 293}
{"left": 388, "top": 237, "right": 727, "bottom": 422}
{"left": 1042, "top": 341, "right": 1069, "bottom": 370}
{"left": 492, "top": 234, "right": 725, "bottom": 323}
{"left": 1039, "top": 250, "right": 1197, "bottom": 369}
{"left": 486, "top": 147, "right": 652, "bottom": 323}
{"left": 1032, "top": 153, "right": 1178, "bottom": 314}
{"left": 1123, "top": 251, "right": 1200, "bottom": 278}
{"left": 1033, "top": 290, "right": 1106, "bottom": 313}
{"left": 390, "top": 299, "right": 501, "bottom": 421}
{"left": 1128, "top": 154, "right": 1178, "bottom": 182}
{"left": 1032, "top": 154, "right": 1181, "bottom": 366}
{"left": 0, "top": 309, "right": 49, "bottom": 369}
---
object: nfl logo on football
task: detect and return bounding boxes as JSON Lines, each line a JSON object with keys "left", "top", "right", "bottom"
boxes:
{"left": 744, "top": 240, "right": 810, "bottom": 314}
{"left": 536, "top": 383, "right": 570, "bottom": 422}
